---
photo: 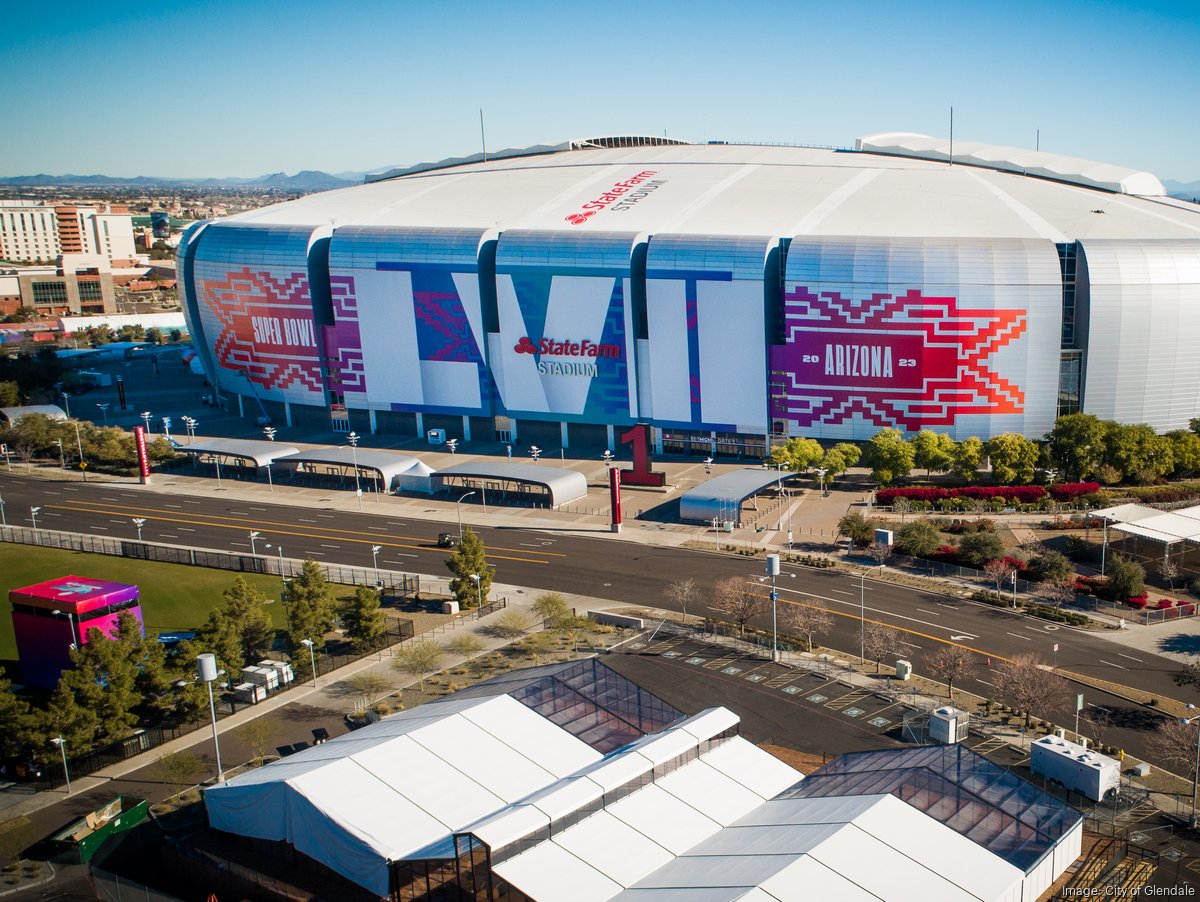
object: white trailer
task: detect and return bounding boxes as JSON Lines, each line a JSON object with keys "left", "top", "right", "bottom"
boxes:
{"left": 1031, "top": 735, "right": 1120, "bottom": 801}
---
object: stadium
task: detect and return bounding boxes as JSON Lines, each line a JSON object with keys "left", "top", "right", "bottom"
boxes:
{"left": 178, "top": 133, "right": 1200, "bottom": 455}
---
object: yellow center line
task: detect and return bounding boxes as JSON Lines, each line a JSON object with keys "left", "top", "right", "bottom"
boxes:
{"left": 47, "top": 502, "right": 551, "bottom": 565}
{"left": 52, "top": 499, "right": 564, "bottom": 559}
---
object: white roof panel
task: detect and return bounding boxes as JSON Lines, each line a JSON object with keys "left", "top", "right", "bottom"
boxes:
{"left": 686, "top": 822, "right": 844, "bottom": 857}
{"left": 605, "top": 784, "right": 723, "bottom": 855}
{"left": 752, "top": 856, "right": 881, "bottom": 902}
{"left": 460, "top": 692, "right": 601, "bottom": 777}
{"left": 494, "top": 841, "right": 624, "bottom": 902}
{"left": 697, "top": 737, "right": 803, "bottom": 798}
{"left": 656, "top": 759, "right": 768, "bottom": 825}
{"left": 465, "top": 803, "right": 549, "bottom": 850}
{"left": 553, "top": 811, "right": 676, "bottom": 887}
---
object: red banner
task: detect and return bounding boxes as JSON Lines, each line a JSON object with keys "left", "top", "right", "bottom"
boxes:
{"left": 133, "top": 426, "right": 151, "bottom": 481}
{"left": 609, "top": 467, "right": 622, "bottom": 529}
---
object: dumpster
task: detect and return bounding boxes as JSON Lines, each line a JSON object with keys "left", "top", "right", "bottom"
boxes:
{"left": 50, "top": 796, "right": 149, "bottom": 863}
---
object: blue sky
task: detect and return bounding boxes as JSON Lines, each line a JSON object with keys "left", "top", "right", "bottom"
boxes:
{"left": 4, "top": 0, "right": 1198, "bottom": 180}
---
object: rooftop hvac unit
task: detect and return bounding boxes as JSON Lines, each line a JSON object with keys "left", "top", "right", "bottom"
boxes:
{"left": 929, "top": 706, "right": 969, "bottom": 744}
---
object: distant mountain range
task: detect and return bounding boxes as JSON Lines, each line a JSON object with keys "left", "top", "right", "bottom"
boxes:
{"left": 1164, "top": 179, "right": 1200, "bottom": 201}
{"left": 0, "top": 170, "right": 361, "bottom": 190}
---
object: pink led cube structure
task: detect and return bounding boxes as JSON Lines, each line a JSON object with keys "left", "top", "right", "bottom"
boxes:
{"left": 10, "top": 576, "right": 143, "bottom": 688}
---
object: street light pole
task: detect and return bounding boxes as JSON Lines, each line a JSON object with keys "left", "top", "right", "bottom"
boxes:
{"left": 1186, "top": 704, "right": 1200, "bottom": 828}
{"left": 50, "top": 736, "right": 70, "bottom": 794}
{"left": 860, "top": 570, "right": 867, "bottom": 665}
{"left": 767, "top": 555, "right": 780, "bottom": 662}
{"left": 249, "top": 531, "right": 260, "bottom": 556}
{"left": 96, "top": 403, "right": 109, "bottom": 427}
{"left": 133, "top": 518, "right": 146, "bottom": 541}
{"left": 0, "top": 493, "right": 6, "bottom": 529}
{"left": 140, "top": 411, "right": 152, "bottom": 434}
{"left": 470, "top": 573, "right": 483, "bottom": 610}
{"left": 53, "top": 440, "right": 65, "bottom": 469}
{"left": 347, "top": 431, "right": 363, "bottom": 511}
{"left": 371, "top": 544, "right": 381, "bottom": 582}
{"left": 30, "top": 506, "right": 41, "bottom": 529}
{"left": 301, "top": 638, "right": 318, "bottom": 687}
{"left": 456, "top": 491, "right": 476, "bottom": 542}
{"left": 198, "top": 653, "right": 224, "bottom": 783}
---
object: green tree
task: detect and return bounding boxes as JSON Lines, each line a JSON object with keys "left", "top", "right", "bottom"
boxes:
{"left": 221, "top": 576, "right": 275, "bottom": 663}
{"left": 0, "top": 381, "right": 18, "bottom": 407}
{"left": 831, "top": 442, "right": 862, "bottom": 468}
{"left": 1167, "top": 430, "right": 1200, "bottom": 477}
{"left": 532, "top": 592, "right": 571, "bottom": 626}
{"left": 911, "top": 430, "right": 956, "bottom": 475}
{"left": 343, "top": 584, "right": 388, "bottom": 652}
{"left": 837, "top": 511, "right": 876, "bottom": 546}
{"left": 893, "top": 519, "right": 942, "bottom": 557}
{"left": 55, "top": 614, "right": 144, "bottom": 746}
{"left": 446, "top": 633, "right": 486, "bottom": 660}
{"left": 0, "top": 666, "right": 35, "bottom": 760}
{"left": 285, "top": 559, "right": 337, "bottom": 651}
{"left": 1105, "top": 555, "right": 1145, "bottom": 601}
{"left": 985, "top": 433, "right": 1040, "bottom": 484}
{"left": 862, "top": 429, "right": 914, "bottom": 485}
{"left": 769, "top": 437, "right": 824, "bottom": 471}
{"left": 491, "top": 610, "right": 532, "bottom": 638}
{"left": 1046, "top": 413, "right": 1110, "bottom": 481}
{"left": 1104, "top": 423, "right": 1173, "bottom": 484}
{"left": 951, "top": 436, "right": 985, "bottom": 481}
{"left": 957, "top": 531, "right": 1005, "bottom": 567}
{"left": 193, "top": 607, "right": 245, "bottom": 680}
{"left": 445, "top": 527, "right": 494, "bottom": 608}
{"left": 1027, "top": 549, "right": 1075, "bottom": 582}
{"left": 392, "top": 641, "right": 444, "bottom": 690}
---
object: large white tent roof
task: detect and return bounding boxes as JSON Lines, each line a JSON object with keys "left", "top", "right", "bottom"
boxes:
{"left": 1093, "top": 503, "right": 1200, "bottom": 545}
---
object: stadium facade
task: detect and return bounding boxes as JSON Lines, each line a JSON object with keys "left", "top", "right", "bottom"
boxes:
{"left": 179, "top": 134, "right": 1200, "bottom": 455}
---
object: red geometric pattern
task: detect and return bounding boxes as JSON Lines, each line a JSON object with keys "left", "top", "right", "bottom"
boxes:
{"left": 769, "top": 286, "right": 1026, "bottom": 431}
{"left": 200, "top": 267, "right": 325, "bottom": 396}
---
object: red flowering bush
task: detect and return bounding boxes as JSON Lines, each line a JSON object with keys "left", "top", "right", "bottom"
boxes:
{"left": 1156, "top": 598, "right": 1176, "bottom": 610}
{"left": 1047, "top": 482, "right": 1101, "bottom": 501}
{"left": 1124, "top": 594, "right": 1149, "bottom": 609}
{"left": 1179, "top": 603, "right": 1196, "bottom": 616}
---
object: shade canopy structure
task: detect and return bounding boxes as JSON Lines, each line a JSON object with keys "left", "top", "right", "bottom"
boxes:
{"left": 0, "top": 404, "right": 67, "bottom": 424}
{"left": 275, "top": 447, "right": 421, "bottom": 491}
{"left": 176, "top": 438, "right": 300, "bottom": 468}
{"left": 1093, "top": 503, "right": 1200, "bottom": 546}
{"left": 432, "top": 461, "right": 588, "bottom": 508}
{"left": 679, "top": 468, "right": 799, "bottom": 524}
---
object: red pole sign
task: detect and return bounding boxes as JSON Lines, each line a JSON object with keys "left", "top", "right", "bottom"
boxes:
{"left": 133, "top": 426, "right": 151, "bottom": 484}
{"left": 609, "top": 467, "right": 622, "bottom": 533}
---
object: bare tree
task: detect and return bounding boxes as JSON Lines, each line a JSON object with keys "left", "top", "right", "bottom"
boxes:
{"left": 892, "top": 497, "right": 913, "bottom": 523}
{"left": 780, "top": 602, "right": 833, "bottom": 652}
{"left": 982, "top": 559, "right": 1012, "bottom": 594}
{"left": 862, "top": 621, "right": 903, "bottom": 673}
{"left": 664, "top": 578, "right": 700, "bottom": 626}
{"left": 711, "top": 576, "right": 765, "bottom": 636}
{"left": 1159, "top": 558, "right": 1181, "bottom": 591}
{"left": 154, "top": 750, "right": 205, "bottom": 796}
{"left": 239, "top": 717, "right": 278, "bottom": 764}
{"left": 866, "top": 541, "right": 891, "bottom": 570}
{"left": 1039, "top": 577, "right": 1078, "bottom": 609}
{"left": 1149, "top": 718, "right": 1199, "bottom": 781}
{"left": 926, "top": 644, "right": 976, "bottom": 700}
{"left": 490, "top": 610, "right": 532, "bottom": 639}
{"left": 992, "top": 654, "right": 1070, "bottom": 728}
{"left": 343, "top": 673, "right": 394, "bottom": 711}
{"left": 391, "top": 640, "right": 444, "bottom": 690}
{"left": 1079, "top": 705, "right": 1114, "bottom": 748}
{"left": 970, "top": 498, "right": 989, "bottom": 520}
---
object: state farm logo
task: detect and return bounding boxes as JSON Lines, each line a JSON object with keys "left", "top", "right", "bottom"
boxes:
{"left": 564, "top": 171, "right": 664, "bottom": 224}
{"left": 514, "top": 337, "right": 620, "bottom": 359}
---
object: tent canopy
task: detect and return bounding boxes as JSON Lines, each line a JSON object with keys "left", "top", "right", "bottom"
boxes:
{"left": 679, "top": 469, "right": 799, "bottom": 524}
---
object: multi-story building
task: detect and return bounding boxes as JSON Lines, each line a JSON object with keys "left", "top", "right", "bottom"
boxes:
{"left": 0, "top": 201, "right": 136, "bottom": 264}
{"left": 13, "top": 254, "right": 117, "bottom": 316}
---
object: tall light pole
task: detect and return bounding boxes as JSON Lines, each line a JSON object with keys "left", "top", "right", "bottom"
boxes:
{"left": 530, "top": 445, "right": 541, "bottom": 464}
{"left": 30, "top": 506, "right": 41, "bottom": 529}
{"left": 132, "top": 517, "right": 146, "bottom": 541}
{"left": 50, "top": 736, "right": 70, "bottom": 794}
{"left": 814, "top": 467, "right": 828, "bottom": 498}
{"left": 72, "top": 420, "right": 86, "bottom": 482}
{"left": 140, "top": 411, "right": 152, "bottom": 434}
{"left": 249, "top": 530, "right": 260, "bottom": 555}
{"left": 263, "top": 426, "right": 276, "bottom": 442}
{"left": 198, "top": 653, "right": 224, "bottom": 783}
{"left": 96, "top": 402, "right": 109, "bottom": 427}
{"left": 469, "top": 572, "right": 483, "bottom": 610}
{"left": 161, "top": 416, "right": 172, "bottom": 439}
{"left": 52, "top": 609, "right": 78, "bottom": 647}
{"left": 0, "top": 493, "right": 6, "bottom": 529}
{"left": 371, "top": 544, "right": 382, "bottom": 582}
{"left": 347, "top": 431, "right": 362, "bottom": 510}
{"left": 766, "top": 554, "right": 780, "bottom": 662}
{"left": 860, "top": 570, "right": 867, "bottom": 665}
{"left": 60, "top": 390, "right": 72, "bottom": 418}
{"left": 181, "top": 415, "right": 197, "bottom": 444}
{"left": 456, "top": 491, "right": 476, "bottom": 542}
{"left": 53, "top": 439, "right": 65, "bottom": 469}
{"left": 1186, "top": 704, "right": 1200, "bottom": 828}
{"left": 301, "top": 638, "right": 318, "bottom": 687}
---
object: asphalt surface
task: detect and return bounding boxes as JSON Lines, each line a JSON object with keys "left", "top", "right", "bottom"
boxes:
{"left": 0, "top": 471, "right": 1188, "bottom": 709}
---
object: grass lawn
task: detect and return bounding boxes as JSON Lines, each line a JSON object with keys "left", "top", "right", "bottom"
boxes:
{"left": 0, "top": 545, "right": 290, "bottom": 662}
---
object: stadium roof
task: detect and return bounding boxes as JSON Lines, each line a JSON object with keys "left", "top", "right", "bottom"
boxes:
{"left": 225, "top": 137, "right": 1200, "bottom": 242}
{"left": 432, "top": 461, "right": 588, "bottom": 508}
{"left": 679, "top": 468, "right": 799, "bottom": 523}
{"left": 177, "top": 438, "right": 300, "bottom": 467}
{"left": 0, "top": 405, "right": 67, "bottom": 423}
{"left": 274, "top": 447, "right": 422, "bottom": 487}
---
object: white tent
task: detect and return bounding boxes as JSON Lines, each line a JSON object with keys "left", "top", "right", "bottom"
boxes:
{"left": 395, "top": 458, "right": 436, "bottom": 494}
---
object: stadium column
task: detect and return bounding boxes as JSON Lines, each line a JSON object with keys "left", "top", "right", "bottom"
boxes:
{"left": 285, "top": 402, "right": 292, "bottom": 428}
{"left": 606, "top": 424, "right": 615, "bottom": 452}
{"left": 237, "top": 395, "right": 244, "bottom": 417}
{"left": 415, "top": 413, "right": 424, "bottom": 439}
{"left": 462, "top": 416, "right": 472, "bottom": 442}
{"left": 560, "top": 421, "right": 569, "bottom": 450}
{"left": 369, "top": 409, "right": 377, "bottom": 434}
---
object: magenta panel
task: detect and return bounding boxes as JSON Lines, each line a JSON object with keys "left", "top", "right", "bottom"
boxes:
{"left": 9, "top": 575, "right": 140, "bottom": 615}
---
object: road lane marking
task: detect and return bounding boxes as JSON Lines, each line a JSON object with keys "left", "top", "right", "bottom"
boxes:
{"left": 1099, "top": 659, "right": 1127, "bottom": 670}
{"left": 368, "top": 527, "right": 388, "bottom": 531}
{"left": 52, "top": 499, "right": 564, "bottom": 560}
{"left": 298, "top": 518, "right": 317, "bottom": 523}
{"left": 320, "top": 544, "right": 341, "bottom": 549}
{"left": 44, "top": 491, "right": 61, "bottom": 495}
{"left": 901, "top": 641, "right": 923, "bottom": 649}
{"left": 917, "top": 609, "right": 941, "bottom": 616}
{"left": 975, "top": 679, "right": 994, "bottom": 687}
{"left": 385, "top": 555, "right": 418, "bottom": 561}
{"left": 160, "top": 534, "right": 178, "bottom": 538}
{"left": 48, "top": 501, "right": 554, "bottom": 564}
{"left": 832, "top": 589, "right": 854, "bottom": 595}
{"left": 1118, "top": 653, "right": 1144, "bottom": 663}
{"left": 1007, "top": 632, "right": 1032, "bottom": 641}
{"left": 164, "top": 504, "right": 182, "bottom": 509}
{"left": 179, "top": 527, "right": 196, "bottom": 532}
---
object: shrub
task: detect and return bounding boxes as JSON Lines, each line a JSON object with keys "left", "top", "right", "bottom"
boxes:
{"left": 1180, "top": 603, "right": 1196, "bottom": 616}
